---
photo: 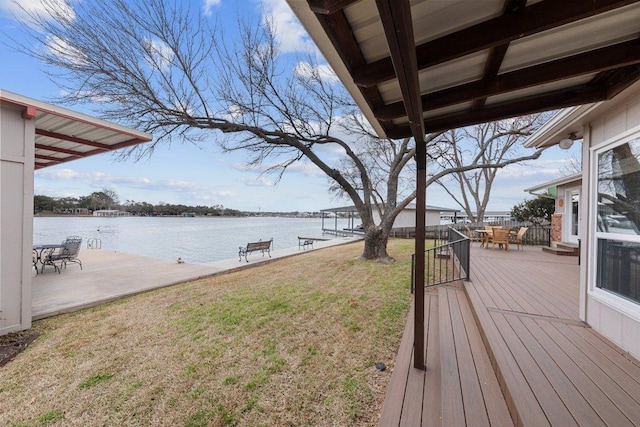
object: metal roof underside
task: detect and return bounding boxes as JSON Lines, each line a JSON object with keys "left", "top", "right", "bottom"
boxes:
{"left": 287, "top": 0, "right": 640, "bottom": 140}
{"left": 1, "top": 90, "right": 152, "bottom": 170}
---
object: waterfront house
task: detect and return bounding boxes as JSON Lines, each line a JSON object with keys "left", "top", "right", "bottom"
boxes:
{"left": 0, "top": 90, "right": 151, "bottom": 335}
{"left": 93, "top": 209, "right": 131, "bottom": 217}
{"left": 320, "top": 204, "right": 457, "bottom": 235}
{"left": 525, "top": 173, "right": 582, "bottom": 248}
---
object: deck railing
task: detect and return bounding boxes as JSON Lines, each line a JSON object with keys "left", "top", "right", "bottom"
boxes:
{"left": 395, "top": 222, "right": 551, "bottom": 246}
{"left": 411, "top": 227, "right": 470, "bottom": 292}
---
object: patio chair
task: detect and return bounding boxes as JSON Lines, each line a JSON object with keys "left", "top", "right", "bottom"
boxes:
{"left": 512, "top": 227, "right": 529, "bottom": 250}
{"left": 465, "top": 226, "right": 481, "bottom": 244}
{"left": 43, "top": 236, "right": 83, "bottom": 273}
{"left": 492, "top": 228, "right": 510, "bottom": 251}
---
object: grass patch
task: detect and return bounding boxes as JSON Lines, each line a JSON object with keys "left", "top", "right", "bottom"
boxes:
{"left": 79, "top": 373, "right": 114, "bottom": 389}
{"left": 0, "top": 239, "right": 414, "bottom": 426}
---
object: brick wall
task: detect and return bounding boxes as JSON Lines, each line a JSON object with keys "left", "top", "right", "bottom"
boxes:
{"left": 551, "top": 213, "right": 562, "bottom": 243}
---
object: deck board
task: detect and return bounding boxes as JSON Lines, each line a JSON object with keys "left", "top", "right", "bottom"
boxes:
{"left": 421, "top": 295, "right": 442, "bottom": 427}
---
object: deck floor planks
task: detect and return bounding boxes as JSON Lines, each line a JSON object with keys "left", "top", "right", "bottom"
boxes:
{"left": 439, "top": 288, "right": 466, "bottom": 426}
{"left": 421, "top": 294, "right": 442, "bottom": 427}
{"left": 557, "top": 324, "right": 640, "bottom": 399}
{"left": 473, "top": 248, "right": 579, "bottom": 317}
{"left": 454, "top": 289, "right": 513, "bottom": 427}
{"left": 400, "top": 296, "right": 431, "bottom": 427}
{"left": 505, "top": 315, "right": 607, "bottom": 426}
{"left": 379, "top": 301, "right": 416, "bottom": 426}
{"left": 446, "top": 287, "right": 513, "bottom": 427}
{"left": 473, "top": 252, "right": 577, "bottom": 319}
{"left": 489, "top": 311, "right": 578, "bottom": 426}
{"left": 465, "top": 282, "right": 551, "bottom": 426}
{"left": 535, "top": 319, "right": 640, "bottom": 423}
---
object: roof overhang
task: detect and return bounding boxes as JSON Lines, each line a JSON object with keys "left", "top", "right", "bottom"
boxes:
{"left": 525, "top": 78, "right": 640, "bottom": 148}
{"left": 1, "top": 90, "right": 153, "bottom": 170}
{"left": 287, "top": 0, "right": 640, "bottom": 140}
{"left": 524, "top": 172, "right": 582, "bottom": 195}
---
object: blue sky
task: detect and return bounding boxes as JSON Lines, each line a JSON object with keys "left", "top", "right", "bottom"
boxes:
{"left": 0, "top": 0, "right": 579, "bottom": 213}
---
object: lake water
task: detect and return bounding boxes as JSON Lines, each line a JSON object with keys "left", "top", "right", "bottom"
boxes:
{"left": 33, "top": 216, "right": 334, "bottom": 264}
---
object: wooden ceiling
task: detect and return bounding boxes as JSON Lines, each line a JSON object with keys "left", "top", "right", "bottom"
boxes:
{"left": 288, "top": 0, "right": 640, "bottom": 139}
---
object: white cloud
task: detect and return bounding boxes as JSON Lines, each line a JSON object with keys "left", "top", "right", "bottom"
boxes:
{"left": 202, "top": 0, "right": 222, "bottom": 16}
{"left": 35, "top": 168, "right": 234, "bottom": 203}
{"left": 35, "top": 168, "right": 79, "bottom": 180}
{"left": 294, "top": 61, "right": 339, "bottom": 84}
{"left": 259, "top": 0, "right": 315, "bottom": 53}
{"left": 232, "top": 160, "right": 324, "bottom": 178}
{"left": 241, "top": 176, "right": 273, "bottom": 187}
{"left": 45, "top": 34, "right": 87, "bottom": 65}
{"left": 143, "top": 38, "right": 175, "bottom": 71}
{"left": 0, "top": 0, "right": 75, "bottom": 24}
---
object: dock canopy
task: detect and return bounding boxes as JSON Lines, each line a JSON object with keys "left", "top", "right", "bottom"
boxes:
{"left": 0, "top": 90, "right": 152, "bottom": 169}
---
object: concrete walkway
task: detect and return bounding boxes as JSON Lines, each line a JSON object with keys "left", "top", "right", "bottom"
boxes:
{"left": 32, "top": 236, "right": 360, "bottom": 320}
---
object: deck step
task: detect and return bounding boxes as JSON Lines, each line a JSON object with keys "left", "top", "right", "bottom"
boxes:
{"left": 438, "top": 287, "right": 513, "bottom": 426}
{"left": 541, "top": 246, "right": 578, "bottom": 256}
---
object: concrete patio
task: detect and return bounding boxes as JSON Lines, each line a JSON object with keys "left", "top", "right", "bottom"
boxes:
{"left": 32, "top": 236, "right": 360, "bottom": 320}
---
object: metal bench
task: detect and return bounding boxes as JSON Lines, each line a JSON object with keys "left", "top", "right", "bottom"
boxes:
{"left": 239, "top": 238, "right": 273, "bottom": 262}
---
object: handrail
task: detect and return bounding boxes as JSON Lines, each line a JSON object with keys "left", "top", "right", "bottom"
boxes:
{"left": 87, "top": 238, "right": 102, "bottom": 249}
{"left": 411, "top": 227, "right": 470, "bottom": 292}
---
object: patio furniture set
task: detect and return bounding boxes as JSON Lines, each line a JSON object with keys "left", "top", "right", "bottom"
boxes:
{"left": 33, "top": 235, "right": 83, "bottom": 274}
{"left": 466, "top": 226, "right": 528, "bottom": 251}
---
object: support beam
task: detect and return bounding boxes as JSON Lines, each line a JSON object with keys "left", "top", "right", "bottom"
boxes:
{"left": 353, "top": 0, "right": 639, "bottom": 88}
{"left": 36, "top": 129, "right": 111, "bottom": 151}
{"left": 308, "top": 0, "right": 360, "bottom": 14}
{"left": 374, "top": 38, "right": 640, "bottom": 121}
{"left": 375, "top": 0, "right": 426, "bottom": 369}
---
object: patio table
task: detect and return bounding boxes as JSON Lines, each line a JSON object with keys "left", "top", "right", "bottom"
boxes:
{"left": 33, "top": 244, "right": 64, "bottom": 273}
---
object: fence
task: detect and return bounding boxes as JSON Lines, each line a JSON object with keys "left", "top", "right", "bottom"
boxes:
{"left": 395, "top": 222, "right": 551, "bottom": 247}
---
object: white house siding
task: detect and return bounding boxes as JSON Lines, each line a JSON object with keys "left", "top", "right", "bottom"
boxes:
{"left": 583, "top": 93, "right": 640, "bottom": 360}
{"left": 0, "top": 102, "right": 33, "bottom": 334}
{"left": 372, "top": 209, "right": 442, "bottom": 228}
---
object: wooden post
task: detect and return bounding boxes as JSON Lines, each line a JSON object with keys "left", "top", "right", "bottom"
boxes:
{"left": 413, "top": 139, "right": 426, "bottom": 370}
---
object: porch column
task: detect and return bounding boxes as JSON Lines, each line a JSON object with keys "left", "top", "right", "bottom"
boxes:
{"left": 413, "top": 139, "right": 426, "bottom": 370}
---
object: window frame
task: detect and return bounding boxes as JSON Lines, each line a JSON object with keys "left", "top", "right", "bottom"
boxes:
{"left": 589, "top": 129, "right": 640, "bottom": 321}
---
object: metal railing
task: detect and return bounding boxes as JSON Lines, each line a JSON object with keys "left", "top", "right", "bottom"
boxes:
{"left": 411, "top": 227, "right": 470, "bottom": 292}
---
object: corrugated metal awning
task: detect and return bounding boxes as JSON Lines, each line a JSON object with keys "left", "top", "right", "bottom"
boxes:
{"left": 1, "top": 90, "right": 152, "bottom": 169}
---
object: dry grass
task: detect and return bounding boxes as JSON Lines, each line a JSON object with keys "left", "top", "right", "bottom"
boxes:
{"left": 0, "top": 239, "right": 415, "bottom": 426}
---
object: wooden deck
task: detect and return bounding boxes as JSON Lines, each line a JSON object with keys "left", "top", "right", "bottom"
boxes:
{"left": 380, "top": 245, "right": 640, "bottom": 426}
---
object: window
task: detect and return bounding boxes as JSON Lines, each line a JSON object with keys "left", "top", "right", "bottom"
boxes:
{"left": 595, "top": 138, "right": 640, "bottom": 304}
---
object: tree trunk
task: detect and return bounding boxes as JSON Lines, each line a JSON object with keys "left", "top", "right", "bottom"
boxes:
{"left": 359, "top": 224, "right": 394, "bottom": 263}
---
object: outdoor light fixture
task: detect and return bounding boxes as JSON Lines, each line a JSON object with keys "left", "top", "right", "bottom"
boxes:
{"left": 558, "top": 133, "right": 577, "bottom": 150}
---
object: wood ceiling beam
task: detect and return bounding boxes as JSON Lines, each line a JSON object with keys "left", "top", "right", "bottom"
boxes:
{"left": 375, "top": 0, "right": 424, "bottom": 141}
{"left": 313, "top": 8, "right": 393, "bottom": 130}
{"left": 35, "top": 129, "right": 111, "bottom": 151}
{"left": 472, "top": 0, "right": 527, "bottom": 111}
{"left": 353, "top": 0, "right": 640, "bottom": 88}
{"left": 308, "top": 0, "right": 360, "bottom": 14}
{"left": 383, "top": 68, "right": 640, "bottom": 139}
{"left": 375, "top": 38, "right": 640, "bottom": 120}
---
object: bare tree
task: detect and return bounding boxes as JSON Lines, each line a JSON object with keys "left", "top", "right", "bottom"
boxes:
{"left": 430, "top": 117, "right": 548, "bottom": 223}
{"left": 11, "top": 0, "right": 547, "bottom": 261}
